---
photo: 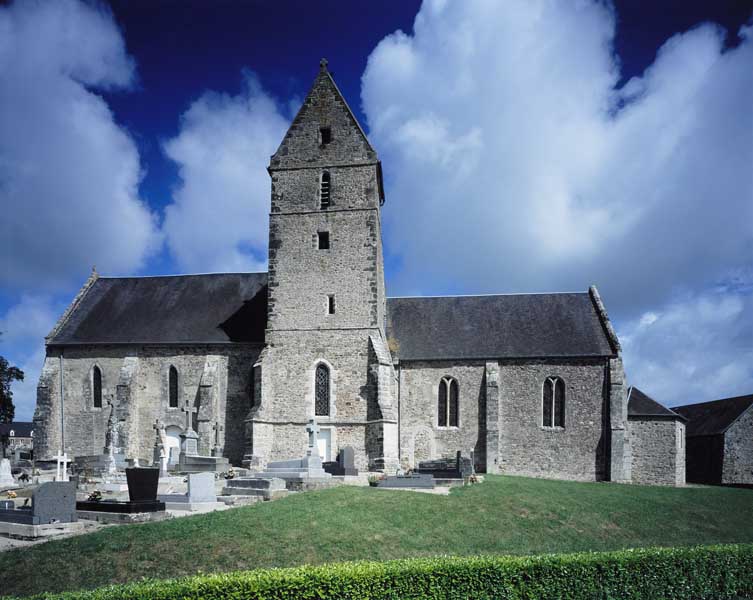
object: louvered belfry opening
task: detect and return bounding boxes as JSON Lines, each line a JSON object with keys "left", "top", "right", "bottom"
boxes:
{"left": 320, "top": 172, "right": 330, "bottom": 208}
{"left": 315, "top": 363, "right": 330, "bottom": 416}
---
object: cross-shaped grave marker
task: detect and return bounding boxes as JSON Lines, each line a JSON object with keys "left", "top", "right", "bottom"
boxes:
{"left": 55, "top": 451, "right": 70, "bottom": 482}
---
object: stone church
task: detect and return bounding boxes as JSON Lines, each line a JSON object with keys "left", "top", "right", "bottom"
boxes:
{"left": 34, "top": 59, "right": 663, "bottom": 483}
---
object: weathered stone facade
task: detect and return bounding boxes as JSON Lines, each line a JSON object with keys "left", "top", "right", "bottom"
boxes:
{"left": 34, "top": 345, "right": 261, "bottom": 465}
{"left": 722, "top": 405, "right": 753, "bottom": 485}
{"left": 628, "top": 418, "right": 685, "bottom": 486}
{"left": 33, "top": 60, "right": 690, "bottom": 486}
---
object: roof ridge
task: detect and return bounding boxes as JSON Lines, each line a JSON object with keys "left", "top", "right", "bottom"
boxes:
{"left": 672, "top": 394, "right": 753, "bottom": 410}
{"left": 98, "top": 272, "right": 267, "bottom": 279}
{"left": 387, "top": 291, "right": 588, "bottom": 299}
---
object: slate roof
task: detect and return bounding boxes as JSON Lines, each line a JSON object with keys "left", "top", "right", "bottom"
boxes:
{"left": 627, "top": 387, "right": 685, "bottom": 420}
{"left": 49, "top": 274, "right": 268, "bottom": 345}
{"left": 0, "top": 422, "right": 33, "bottom": 438}
{"left": 672, "top": 394, "right": 753, "bottom": 437}
{"left": 385, "top": 293, "right": 615, "bottom": 360}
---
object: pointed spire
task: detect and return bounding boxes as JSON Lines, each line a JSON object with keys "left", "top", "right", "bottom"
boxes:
{"left": 319, "top": 57, "right": 328, "bottom": 72}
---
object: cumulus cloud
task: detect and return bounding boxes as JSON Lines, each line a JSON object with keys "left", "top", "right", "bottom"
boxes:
{"left": 0, "top": 295, "right": 62, "bottom": 420}
{"left": 621, "top": 289, "right": 753, "bottom": 407}
{"left": 362, "top": 0, "right": 753, "bottom": 316}
{"left": 163, "top": 73, "right": 290, "bottom": 273}
{"left": 0, "top": 0, "right": 160, "bottom": 290}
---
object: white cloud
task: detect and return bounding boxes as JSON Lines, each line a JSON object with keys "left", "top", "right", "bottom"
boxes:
{"left": 163, "top": 73, "right": 290, "bottom": 273}
{"left": 362, "top": 1, "right": 753, "bottom": 315}
{"left": 0, "top": 0, "right": 161, "bottom": 291}
{"left": 0, "top": 296, "right": 62, "bottom": 421}
{"left": 620, "top": 290, "right": 753, "bottom": 407}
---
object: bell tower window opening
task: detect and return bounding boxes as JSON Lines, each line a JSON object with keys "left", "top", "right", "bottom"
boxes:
{"left": 320, "top": 172, "right": 331, "bottom": 209}
{"left": 327, "top": 294, "right": 336, "bottom": 315}
{"left": 320, "top": 126, "right": 332, "bottom": 145}
{"left": 318, "top": 231, "right": 330, "bottom": 250}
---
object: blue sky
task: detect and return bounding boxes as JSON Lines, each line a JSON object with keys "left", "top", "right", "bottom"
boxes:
{"left": 1, "top": 0, "right": 752, "bottom": 420}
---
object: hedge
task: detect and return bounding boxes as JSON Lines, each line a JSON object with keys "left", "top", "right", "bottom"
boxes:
{"left": 15, "top": 544, "right": 753, "bottom": 600}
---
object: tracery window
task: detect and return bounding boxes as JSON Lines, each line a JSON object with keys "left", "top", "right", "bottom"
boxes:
{"left": 169, "top": 366, "right": 179, "bottom": 408}
{"left": 315, "top": 363, "right": 330, "bottom": 416}
{"left": 92, "top": 365, "right": 103, "bottom": 408}
{"left": 320, "top": 172, "right": 331, "bottom": 208}
{"left": 542, "top": 376, "right": 565, "bottom": 428}
{"left": 438, "top": 376, "right": 459, "bottom": 427}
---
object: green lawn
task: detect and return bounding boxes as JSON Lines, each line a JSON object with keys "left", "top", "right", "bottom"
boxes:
{"left": 3, "top": 475, "right": 753, "bottom": 597}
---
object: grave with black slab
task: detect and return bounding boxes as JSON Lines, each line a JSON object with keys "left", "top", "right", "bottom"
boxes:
{"left": 416, "top": 451, "right": 473, "bottom": 484}
{"left": 76, "top": 467, "right": 168, "bottom": 523}
{"left": 323, "top": 446, "right": 358, "bottom": 476}
{"left": 0, "top": 481, "right": 83, "bottom": 538}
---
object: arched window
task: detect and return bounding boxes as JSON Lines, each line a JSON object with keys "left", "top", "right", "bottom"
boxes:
{"left": 168, "top": 366, "right": 179, "bottom": 408}
{"left": 542, "top": 376, "right": 565, "bottom": 428}
{"left": 320, "top": 172, "right": 331, "bottom": 209}
{"left": 315, "top": 364, "right": 330, "bottom": 416}
{"left": 438, "top": 376, "right": 459, "bottom": 427}
{"left": 9, "top": 430, "right": 14, "bottom": 437}
{"left": 92, "top": 365, "right": 103, "bottom": 408}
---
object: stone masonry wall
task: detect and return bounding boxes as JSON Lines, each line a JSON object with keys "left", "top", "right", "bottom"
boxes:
{"left": 723, "top": 406, "right": 753, "bottom": 484}
{"left": 248, "top": 329, "right": 389, "bottom": 471}
{"left": 398, "top": 361, "right": 486, "bottom": 471}
{"left": 498, "top": 358, "right": 608, "bottom": 481}
{"left": 628, "top": 417, "right": 685, "bottom": 486}
{"left": 34, "top": 344, "right": 260, "bottom": 464}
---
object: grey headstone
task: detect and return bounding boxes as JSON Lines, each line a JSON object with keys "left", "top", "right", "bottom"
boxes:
{"left": 169, "top": 447, "right": 180, "bottom": 465}
{"left": 187, "top": 472, "right": 216, "bottom": 503}
{"left": 32, "top": 482, "right": 78, "bottom": 524}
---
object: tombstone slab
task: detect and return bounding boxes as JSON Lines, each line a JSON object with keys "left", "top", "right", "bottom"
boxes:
{"left": 0, "top": 459, "right": 14, "bottom": 487}
{"left": 324, "top": 446, "right": 358, "bottom": 476}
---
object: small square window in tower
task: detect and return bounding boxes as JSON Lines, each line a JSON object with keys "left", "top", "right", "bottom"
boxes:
{"left": 318, "top": 231, "right": 330, "bottom": 250}
{"left": 327, "top": 294, "right": 336, "bottom": 315}
{"left": 320, "top": 172, "right": 330, "bottom": 209}
{"left": 320, "top": 126, "right": 332, "bottom": 145}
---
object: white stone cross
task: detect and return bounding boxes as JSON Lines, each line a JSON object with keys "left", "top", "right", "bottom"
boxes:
{"left": 55, "top": 452, "right": 70, "bottom": 482}
{"left": 182, "top": 401, "right": 198, "bottom": 432}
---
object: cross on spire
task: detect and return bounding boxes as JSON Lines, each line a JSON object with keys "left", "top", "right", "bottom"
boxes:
{"left": 319, "top": 57, "right": 328, "bottom": 71}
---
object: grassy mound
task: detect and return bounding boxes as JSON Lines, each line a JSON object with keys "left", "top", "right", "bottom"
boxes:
{"left": 2, "top": 475, "right": 752, "bottom": 597}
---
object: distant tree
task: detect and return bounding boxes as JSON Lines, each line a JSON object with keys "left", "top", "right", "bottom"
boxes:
{"left": 0, "top": 332, "right": 24, "bottom": 424}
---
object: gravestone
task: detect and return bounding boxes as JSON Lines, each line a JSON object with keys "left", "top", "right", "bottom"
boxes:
{"left": 0, "top": 458, "right": 13, "bottom": 487}
{"left": 323, "top": 446, "right": 358, "bottom": 476}
{"left": 0, "top": 482, "right": 77, "bottom": 525}
{"left": 77, "top": 467, "right": 165, "bottom": 516}
{"left": 159, "top": 472, "right": 218, "bottom": 510}
{"left": 377, "top": 473, "right": 434, "bottom": 489}
{"left": 417, "top": 451, "right": 473, "bottom": 479}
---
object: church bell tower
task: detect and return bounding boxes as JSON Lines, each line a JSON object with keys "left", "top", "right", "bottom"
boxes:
{"left": 244, "top": 59, "right": 398, "bottom": 471}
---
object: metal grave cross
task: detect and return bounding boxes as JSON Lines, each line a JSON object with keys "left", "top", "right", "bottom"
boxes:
{"left": 306, "top": 418, "right": 320, "bottom": 455}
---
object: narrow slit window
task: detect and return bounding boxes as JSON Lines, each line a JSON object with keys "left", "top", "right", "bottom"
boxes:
{"left": 169, "top": 366, "right": 179, "bottom": 408}
{"left": 320, "top": 172, "right": 330, "bottom": 209}
{"left": 327, "top": 295, "right": 336, "bottom": 314}
{"left": 318, "top": 231, "right": 330, "bottom": 249}
{"left": 92, "top": 366, "right": 102, "bottom": 408}
{"left": 320, "top": 126, "right": 332, "bottom": 145}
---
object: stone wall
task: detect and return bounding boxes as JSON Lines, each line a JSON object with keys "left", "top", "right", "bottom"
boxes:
{"left": 723, "top": 405, "right": 753, "bottom": 485}
{"left": 497, "top": 358, "right": 608, "bottom": 481}
{"left": 33, "top": 344, "right": 261, "bottom": 464}
{"left": 246, "top": 329, "right": 396, "bottom": 471}
{"left": 398, "top": 361, "right": 486, "bottom": 471}
{"left": 628, "top": 417, "right": 685, "bottom": 486}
